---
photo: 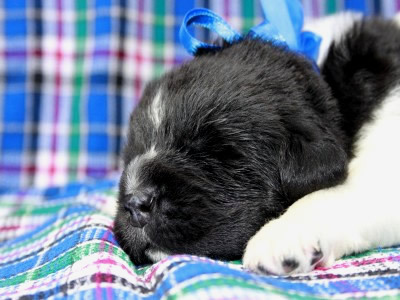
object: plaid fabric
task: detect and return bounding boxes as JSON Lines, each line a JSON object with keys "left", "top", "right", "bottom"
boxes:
{"left": 0, "top": 179, "right": 400, "bottom": 299}
{"left": 2, "top": 2, "right": 400, "bottom": 299}
{"left": 1, "top": 0, "right": 400, "bottom": 190}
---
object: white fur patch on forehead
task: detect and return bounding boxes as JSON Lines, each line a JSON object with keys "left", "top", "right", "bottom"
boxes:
{"left": 125, "top": 146, "right": 157, "bottom": 195}
{"left": 148, "top": 89, "right": 164, "bottom": 129}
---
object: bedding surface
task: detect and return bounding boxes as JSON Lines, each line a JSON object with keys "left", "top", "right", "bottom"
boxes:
{"left": 1, "top": 179, "right": 399, "bottom": 299}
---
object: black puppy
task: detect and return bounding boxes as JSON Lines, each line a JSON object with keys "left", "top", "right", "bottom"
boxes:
{"left": 114, "top": 17, "right": 400, "bottom": 274}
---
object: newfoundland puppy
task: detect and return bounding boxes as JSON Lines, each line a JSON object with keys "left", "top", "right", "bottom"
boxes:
{"left": 114, "top": 15, "right": 400, "bottom": 275}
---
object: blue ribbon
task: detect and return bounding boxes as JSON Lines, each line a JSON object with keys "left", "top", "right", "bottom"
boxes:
{"left": 179, "top": 0, "right": 322, "bottom": 64}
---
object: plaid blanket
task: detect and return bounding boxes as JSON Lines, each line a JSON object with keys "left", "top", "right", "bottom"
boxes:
{"left": 1, "top": 179, "right": 400, "bottom": 299}
{"left": 2, "top": 1, "right": 400, "bottom": 299}
{"left": 2, "top": 0, "right": 400, "bottom": 190}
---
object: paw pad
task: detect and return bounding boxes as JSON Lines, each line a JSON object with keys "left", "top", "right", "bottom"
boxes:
{"left": 282, "top": 258, "right": 299, "bottom": 273}
{"left": 256, "top": 264, "right": 274, "bottom": 275}
{"left": 311, "top": 249, "right": 323, "bottom": 265}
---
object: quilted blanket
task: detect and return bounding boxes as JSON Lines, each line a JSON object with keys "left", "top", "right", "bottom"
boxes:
{"left": 1, "top": 179, "right": 400, "bottom": 299}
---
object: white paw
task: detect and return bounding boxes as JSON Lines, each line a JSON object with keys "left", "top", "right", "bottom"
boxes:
{"left": 243, "top": 217, "right": 335, "bottom": 275}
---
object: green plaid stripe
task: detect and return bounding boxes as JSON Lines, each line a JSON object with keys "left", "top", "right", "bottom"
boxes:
{"left": 69, "top": 0, "right": 87, "bottom": 181}
{"left": 1, "top": 179, "right": 400, "bottom": 299}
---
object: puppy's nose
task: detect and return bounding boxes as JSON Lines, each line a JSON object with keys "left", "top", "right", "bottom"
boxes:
{"left": 124, "top": 190, "right": 154, "bottom": 228}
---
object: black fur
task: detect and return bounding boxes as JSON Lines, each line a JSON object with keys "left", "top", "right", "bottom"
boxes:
{"left": 323, "top": 19, "right": 400, "bottom": 153}
{"left": 114, "top": 18, "right": 400, "bottom": 265}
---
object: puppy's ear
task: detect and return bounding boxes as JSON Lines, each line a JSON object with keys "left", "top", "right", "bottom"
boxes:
{"left": 279, "top": 120, "right": 348, "bottom": 202}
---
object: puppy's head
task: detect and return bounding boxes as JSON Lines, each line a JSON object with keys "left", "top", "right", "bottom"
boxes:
{"left": 114, "top": 39, "right": 348, "bottom": 265}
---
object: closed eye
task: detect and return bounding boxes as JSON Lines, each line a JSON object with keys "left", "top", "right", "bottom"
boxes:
{"left": 210, "top": 144, "right": 243, "bottom": 161}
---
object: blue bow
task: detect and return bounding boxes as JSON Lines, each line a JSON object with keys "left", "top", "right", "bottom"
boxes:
{"left": 179, "top": 0, "right": 321, "bottom": 65}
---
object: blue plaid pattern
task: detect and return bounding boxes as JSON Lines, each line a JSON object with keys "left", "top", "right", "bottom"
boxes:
{"left": 0, "top": 0, "right": 399, "bottom": 189}
{"left": 1, "top": 178, "right": 400, "bottom": 299}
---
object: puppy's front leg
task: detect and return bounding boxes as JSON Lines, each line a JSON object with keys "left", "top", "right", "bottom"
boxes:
{"left": 243, "top": 183, "right": 400, "bottom": 275}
